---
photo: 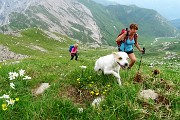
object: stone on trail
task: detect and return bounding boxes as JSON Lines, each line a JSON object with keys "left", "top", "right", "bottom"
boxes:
{"left": 140, "top": 89, "right": 158, "bottom": 100}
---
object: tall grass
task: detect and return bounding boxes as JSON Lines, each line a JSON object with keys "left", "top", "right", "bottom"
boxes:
{"left": 0, "top": 29, "right": 179, "bottom": 119}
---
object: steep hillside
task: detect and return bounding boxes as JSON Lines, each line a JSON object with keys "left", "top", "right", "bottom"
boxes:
{"left": 106, "top": 5, "right": 176, "bottom": 37}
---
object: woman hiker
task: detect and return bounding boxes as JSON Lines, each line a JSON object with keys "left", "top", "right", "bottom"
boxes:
{"left": 116, "top": 23, "right": 144, "bottom": 69}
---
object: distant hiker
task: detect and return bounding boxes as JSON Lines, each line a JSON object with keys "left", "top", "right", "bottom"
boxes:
{"left": 116, "top": 23, "right": 144, "bottom": 69}
{"left": 70, "top": 43, "right": 78, "bottom": 61}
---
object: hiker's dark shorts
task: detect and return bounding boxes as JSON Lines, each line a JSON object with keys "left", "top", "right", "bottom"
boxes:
{"left": 119, "top": 49, "right": 133, "bottom": 54}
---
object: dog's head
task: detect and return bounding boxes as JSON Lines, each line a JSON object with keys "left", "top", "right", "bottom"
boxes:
{"left": 113, "top": 52, "right": 129, "bottom": 69}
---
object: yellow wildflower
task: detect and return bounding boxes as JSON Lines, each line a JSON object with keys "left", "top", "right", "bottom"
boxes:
{"left": 2, "top": 104, "right": 7, "bottom": 111}
{"left": 95, "top": 92, "right": 99, "bottom": 96}
{"left": 91, "top": 81, "right": 94, "bottom": 84}
{"left": 15, "top": 98, "right": 19, "bottom": 101}
{"left": 90, "top": 91, "right": 94, "bottom": 95}
{"left": 107, "top": 85, "right": 111, "bottom": 87}
{"left": 77, "top": 78, "right": 80, "bottom": 81}
{"left": 103, "top": 92, "right": 106, "bottom": 95}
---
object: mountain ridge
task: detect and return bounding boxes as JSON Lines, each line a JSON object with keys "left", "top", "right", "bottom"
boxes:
{"left": 0, "top": 0, "right": 178, "bottom": 45}
{"left": 170, "top": 19, "right": 180, "bottom": 30}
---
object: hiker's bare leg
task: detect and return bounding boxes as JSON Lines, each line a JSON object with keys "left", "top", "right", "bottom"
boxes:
{"left": 128, "top": 53, "right": 136, "bottom": 68}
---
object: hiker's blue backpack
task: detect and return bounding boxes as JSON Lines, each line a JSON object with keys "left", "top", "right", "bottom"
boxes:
{"left": 69, "top": 45, "right": 74, "bottom": 52}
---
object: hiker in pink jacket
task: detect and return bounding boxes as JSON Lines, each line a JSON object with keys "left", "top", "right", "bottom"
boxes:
{"left": 70, "top": 44, "right": 78, "bottom": 60}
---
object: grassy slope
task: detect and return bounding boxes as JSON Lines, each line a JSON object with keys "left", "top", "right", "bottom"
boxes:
{"left": 0, "top": 29, "right": 179, "bottom": 119}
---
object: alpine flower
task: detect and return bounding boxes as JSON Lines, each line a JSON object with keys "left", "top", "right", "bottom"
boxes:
{"left": 2, "top": 104, "right": 7, "bottom": 110}
{"left": 6, "top": 99, "right": 15, "bottom": 106}
{"left": 15, "top": 98, "right": 19, "bottom": 101}
{"left": 0, "top": 94, "right": 10, "bottom": 99}
{"left": 80, "top": 66, "right": 87, "bottom": 69}
{"left": 19, "top": 69, "right": 25, "bottom": 76}
{"left": 10, "top": 83, "right": 15, "bottom": 89}
{"left": 8, "top": 72, "right": 19, "bottom": 80}
{"left": 23, "top": 76, "right": 31, "bottom": 80}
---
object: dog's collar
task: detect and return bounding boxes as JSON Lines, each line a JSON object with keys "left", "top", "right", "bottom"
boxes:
{"left": 117, "top": 62, "right": 121, "bottom": 66}
{"left": 117, "top": 62, "right": 125, "bottom": 69}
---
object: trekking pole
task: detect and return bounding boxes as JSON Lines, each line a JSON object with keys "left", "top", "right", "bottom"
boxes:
{"left": 137, "top": 47, "right": 145, "bottom": 72}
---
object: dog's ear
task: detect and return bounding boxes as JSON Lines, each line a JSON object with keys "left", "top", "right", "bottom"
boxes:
{"left": 112, "top": 52, "right": 117, "bottom": 55}
{"left": 112, "top": 52, "right": 117, "bottom": 57}
{"left": 112, "top": 52, "right": 119, "bottom": 59}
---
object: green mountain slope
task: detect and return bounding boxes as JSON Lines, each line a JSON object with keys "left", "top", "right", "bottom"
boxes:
{"left": 170, "top": 18, "right": 180, "bottom": 30}
{"left": 78, "top": 0, "right": 177, "bottom": 45}
{"left": 106, "top": 5, "right": 176, "bottom": 37}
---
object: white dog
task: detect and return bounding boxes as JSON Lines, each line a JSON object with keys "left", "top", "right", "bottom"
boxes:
{"left": 94, "top": 52, "right": 129, "bottom": 86}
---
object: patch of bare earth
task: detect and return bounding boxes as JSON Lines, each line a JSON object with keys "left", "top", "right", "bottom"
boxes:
{"left": 134, "top": 72, "right": 144, "bottom": 83}
{"left": 60, "top": 85, "right": 95, "bottom": 106}
{"left": 28, "top": 45, "right": 48, "bottom": 52}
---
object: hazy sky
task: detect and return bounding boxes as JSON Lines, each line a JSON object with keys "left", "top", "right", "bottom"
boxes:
{"left": 107, "top": 0, "right": 180, "bottom": 20}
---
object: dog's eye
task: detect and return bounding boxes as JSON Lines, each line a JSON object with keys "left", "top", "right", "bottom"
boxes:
{"left": 119, "top": 57, "right": 122, "bottom": 60}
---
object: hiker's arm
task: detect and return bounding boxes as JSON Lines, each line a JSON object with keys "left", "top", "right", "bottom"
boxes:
{"left": 134, "top": 35, "right": 143, "bottom": 52}
{"left": 116, "top": 32, "right": 126, "bottom": 42}
{"left": 72, "top": 48, "right": 78, "bottom": 54}
{"left": 134, "top": 42, "right": 143, "bottom": 52}
{"left": 71, "top": 48, "right": 76, "bottom": 54}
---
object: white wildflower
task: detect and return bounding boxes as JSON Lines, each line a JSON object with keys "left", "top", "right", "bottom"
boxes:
{"left": 80, "top": 66, "right": 87, "bottom": 69}
{"left": 78, "top": 108, "right": 83, "bottom": 113}
{"left": 23, "top": 76, "right": 31, "bottom": 80}
{"left": 19, "top": 69, "right": 25, "bottom": 76}
{"left": 0, "top": 94, "right": 10, "bottom": 99}
{"left": 10, "top": 83, "right": 15, "bottom": 89}
{"left": 8, "top": 72, "right": 19, "bottom": 80}
{"left": 92, "top": 96, "right": 104, "bottom": 108}
{"left": 6, "top": 99, "right": 15, "bottom": 106}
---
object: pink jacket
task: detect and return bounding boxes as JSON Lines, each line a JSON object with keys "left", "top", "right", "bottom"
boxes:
{"left": 71, "top": 47, "right": 78, "bottom": 54}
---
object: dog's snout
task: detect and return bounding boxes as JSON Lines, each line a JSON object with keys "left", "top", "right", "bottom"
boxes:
{"left": 125, "top": 63, "right": 128, "bottom": 66}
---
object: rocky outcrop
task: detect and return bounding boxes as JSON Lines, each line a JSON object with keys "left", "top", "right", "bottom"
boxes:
{"left": 0, "top": 45, "right": 28, "bottom": 62}
{"left": 0, "top": 0, "right": 102, "bottom": 43}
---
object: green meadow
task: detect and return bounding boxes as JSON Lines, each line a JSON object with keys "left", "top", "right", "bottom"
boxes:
{"left": 0, "top": 29, "right": 179, "bottom": 120}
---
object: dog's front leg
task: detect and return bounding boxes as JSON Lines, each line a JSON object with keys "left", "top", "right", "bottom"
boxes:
{"left": 116, "top": 71, "right": 121, "bottom": 86}
{"left": 104, "top": 70, "right": 121, "bottom": 86}
{"left": 117, "top": 78, "right": 121, "bottom": 86}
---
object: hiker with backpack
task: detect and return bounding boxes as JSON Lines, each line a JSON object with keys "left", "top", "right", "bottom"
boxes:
{"left": 69, "top": 43, "right": 78, "bottom": 61}
{"left": 116, "top": 23, "right": 144, "bottom": 69}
